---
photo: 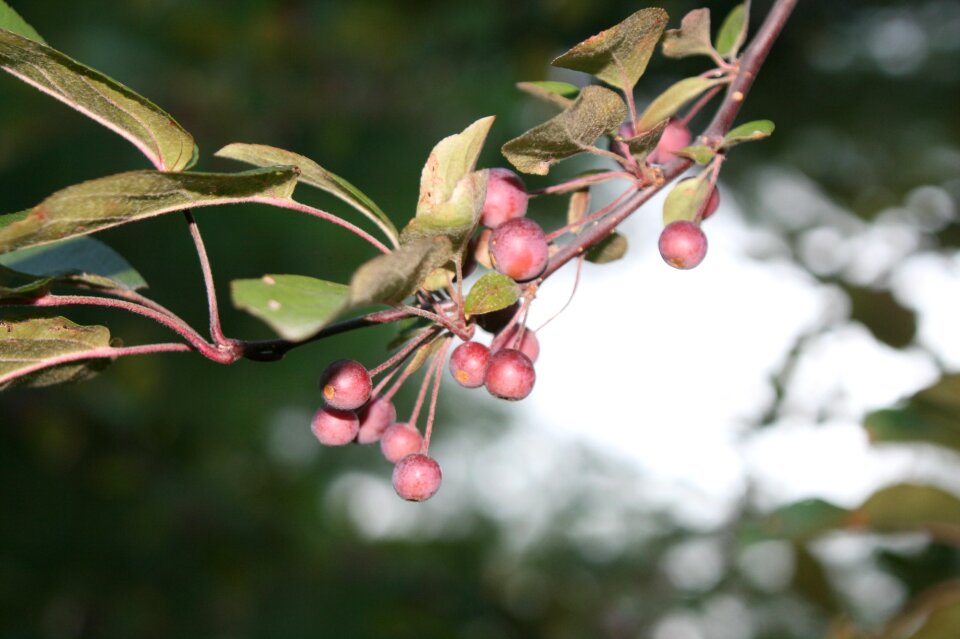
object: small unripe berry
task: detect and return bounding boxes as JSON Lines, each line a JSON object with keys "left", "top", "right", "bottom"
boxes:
{"left": 380, "top": 422, "right": 423, "bottom": 463}
{"left": 392, "top": 453, "right": 442, "bottom": 502}
{"left": 356, "top": 396, "right": 397, "bottom": 444}
{"left": 481, "top": 168, "right": 528, "bottom": 228}
{"left": 490, "top": 218, "right": 549, "bottom": 282}
{"left": 649, "top": 119, "right": 692, "bottom": 165}
{"left": 476, "top": 302, "right": 519, "bottom": 334}
{"left": 496, "top": 326, "right": 540, "bottom": 363}
{"left": 311, "top": 406, "right": 360, "bottom": 446}
{"left": 659, "top": 221, "right": 708, "bottom": 270}
{"left": 485, "top": 348, "right": 536, "bottom": 401}
{"left": 319, "top": 359, "right": 371, "bottom": 410}
{"left": 449, "top": 341, "right": 490, "bottom": 388}
{"left": 702, "top": 187, "right": 720, "bottom": 221}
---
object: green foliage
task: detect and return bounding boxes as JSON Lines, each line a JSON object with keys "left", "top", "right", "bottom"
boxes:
{"left": 623, "top": 118, "right": 669, "bottom": 161}
{"left": 864, "top": 375, "right": 960, "bottom": 453}
{"left": 663, "top": 173, "right": 713, "bottom": 225}
{"left": 677, "top": 144, "right": 717, "bottom": 165}
{"left": 230, "top": 275, "right": 350, "bottom": 342}
{"left": 0, "top": 316, "right": 111, "bottom": 389}
{"left": 585, "top": 232, "right": 629, "bottom": 264}
{"left": 662, "top": 8, "right": 716, "bottom": 60}
{"left": 715, "top": 3, "right": 749, "bottom": 59}
{"left": 515, "top": 81, "right": 579, "bottom": 109}
{"left": 723, "top": 119, "right": 775, "bottom": 147}
{"left": 637, "top": 76, "right": 725, "bottom": 131}
{"left": 0, "top": 237, "right": 146, "bottom": 291}
{"left": 347, "top": 236, "right": 453, "bottom": 309}
{"left": 464, "top": 272, "right": 520, "bottom": 317}
{"left": 0, "top": 1, "right": 45, "bottom": 44}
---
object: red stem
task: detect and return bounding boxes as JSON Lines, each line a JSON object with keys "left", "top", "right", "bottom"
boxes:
{"left": 183, "top": 210, "right": 228, "bottom": 345}
{"left": 422, "top": 337, "right": 451, "bottom": 452}
{"left": 253, "top": 196, "right": 391, "bottom": 255}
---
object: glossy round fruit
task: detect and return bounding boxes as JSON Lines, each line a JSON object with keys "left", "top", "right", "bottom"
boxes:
{"left": 449, "top": 341, "right": 490, "bottom": 388}
{"left": 392, "top": 453, "right": 442, "bottom": 502}
{"left": 484, "top": 348, "right": 536, "bottom": 401}
{"left": 319, "top": 359, "right": 371, "bottom": 410}
{"left": 658, "top": 221, "right": 708, "bottom": 270}
{"left": 380, "top": 422, "right": 423, "bottom": 463}
{"left": 649, "top": 119, "right": 692, "bottom": 165}
{"left": 489, "top": 218, "right": 549, "bottom": 282}
{"left": 496, "top": 326, "right": 540, "bottom": 363}
{"left": 311, "top": 406, "right": 360, "bottom": 446}
{"left": 356, "top": 397, "right": 397, "bottom": 444}
{"left": 481, "top": 168, "right": 528, "bottom": 228}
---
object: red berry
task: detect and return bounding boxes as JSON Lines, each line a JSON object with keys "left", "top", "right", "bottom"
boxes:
{"left": 380, "top": 422, "right": 423, "bottom": 463}
{"left": 311, "top": 406, "right": 360, "bottom": 446}
{"left": 356, "top": 396, "right": 397, "bottom": 444}
{"left": 392, "top": 453, "right": 442, "bottom": 502}
{"left": 649, "top": 119, "right": 692, "bottom": 165}
{"left": 702, "top": 187, "right": 720, "bottom": 221}
{"left": 490, "top": 218, "right": 549, "bottom": 282}
{"left": 319, "top": 359, "right": 371, "bottom": 410}
{"left": 481, "top": 168, "right": 528, "bottom": 228}
{"left": 449, "top": 341, "right": 490, "bottom": 388}
{"left": 496, "top": 326, "right": 540, "bottom": 363}
{"left": 659, "top": 221, "right": 708, "bottom": 270}
{"left": 484, "top": 348, "right": 536, "bottom": 401}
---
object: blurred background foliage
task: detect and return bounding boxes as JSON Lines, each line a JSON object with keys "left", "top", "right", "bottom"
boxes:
{"left": 2, "top": 1, "right": 960, "bottom": 638}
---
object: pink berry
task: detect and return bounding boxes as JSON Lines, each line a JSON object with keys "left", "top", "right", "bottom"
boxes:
{"left": 380, "top": 422, "right": 423, "bottom": 463}
{"left": 659, "top": 221, "right": 708, "bottom": 270}
{"left": 484, "top": 348, "right": 536, "bottom": 401}
{"left": 481, "top": 168, "right": 528, "bottom": 228}
{"left": 649, "top": 119, "right": 692, "bottom": 165}
{"left": 496, "top": 326, "right": 540, "bottom": 363}
{"left": 319, "top": 359, "right": 371, "bottom": 410}
{"left": 449, "top": 341, "right": 490, "bottom": 388}
{"left": 702, "top": 187, "right": 720, "bottom": 220}
{"left": 311, "top": 406, "right": 360, "bottom": 446}
{"left": 489, "top": 218, "right": 549, "bottom": 282}
{"left": 392, "top": 453, "right": 442, "bottom": 502}
{"left": 356, "top": 396, "right": 397, "bottom": 444}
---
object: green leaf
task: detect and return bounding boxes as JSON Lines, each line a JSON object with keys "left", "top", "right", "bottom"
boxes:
{"left": 0, "top": 2, "right": 45, "bottom": 43}
{"left": 0, "top": 29, "right": 196, "bottom": 171}
{"left": 622, "top": 118, "right": 669, "bottom": 161}
{"left": 0, "top": 265, "right": 51, "bottom": 299}
{"left": 347, "top": 236, "right": 453, "bottom": 309}
{"left": 746, "top": 498, "right": 850, "bottom": 543}
{"left": 0, "top": 168, "right": 300, "bottom": 254}
{"left": 464, "top": 272, "right": 520, "bottom": 317}
{"left": 0, "top": 209, "right": 28, "bottom": 231}
{"left": 586, "top": 232, "right": 628, "bottom": 264}
{"left": 417, "top": 116, "right": 494, "bottom": 216}
{"left": 0, "top": 236, "right": 146, "bottom": 290}
{"left": 402, "top": 170, "right": 488, "bottom": 252}
{"left": 231, "top": 274, "right": 349, "bottom": 342}
{"left": 715, "top": 3, "right": 749, "bottom": 59}
{"left": 676, "top": 144, "right": 717, "bottom": 165}
{"left": 663, "top": 174, "right": 713, "bottom": 225}
{"left": 0, "top": 316, "right": 112, "bottom": 389}
{"left": 215, "top": 143, "right": 398, "bottom": 244}
{"left": 502, "top": 86, "right": 628, "bottom": 176}
{"left": 864, "top": 375, "right": 960, "bottom": 453}
{"left": 637, "top": 76, "right": 725, "bottom": 132}
{"left": 722, "top": 119, "right": 775, "bottom": 148}
{"left": 662, "top": 8, "right": 715, "bottom": 59}
{"left": 516, "top": 81, "right": 579, "bottom": 109}
{"left": 880, "top": 585, "right": 960, "bottom": 639}
{"left": 552, "top": 8, "right": 668, "bottom": 91}
{"left": 851, "top": 484, "right": 960, "bottom": 535}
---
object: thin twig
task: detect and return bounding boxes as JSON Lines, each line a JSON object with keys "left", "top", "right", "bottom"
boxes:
{"left": 183, "top": 210, "right": 228, "bottom": 345}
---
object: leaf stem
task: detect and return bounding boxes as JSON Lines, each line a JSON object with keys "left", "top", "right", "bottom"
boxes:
{"left": 422, "top": 337, "right": 451, "bottom": 452}
{"left": 529, "top": 171, "right": 632, "bottom": 197}
{"left": 368, "top": 327, "right": 439, "bottom": 378}
{"left": 253, "top": 197, "right": 392, "bottom": 255}
{"left": 183, "top": 210, "right": 228, "bottom": 345}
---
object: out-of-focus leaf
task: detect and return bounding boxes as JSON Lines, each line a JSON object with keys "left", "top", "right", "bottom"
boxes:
{"left": 586, "top": 232, "right": 628, "bottom": 264}
{"left": 552, "top": 8, "right": 668, "bottom": 91}
{"left": 865, "top": 375, "right": 960, "bottom": 452}
{"left": 746, "top": 498, "right": 850, "bottom": 543}
{"left": 850, "top": 484, "right": 960, "bottom": 539}
{"left": 0, "top": 237, "right": 146, "bottom": 290}
{"left": 845, "top": 285, "right": 916, "bottom": 349}
{"left": 516, "top": 81, "right": 579, "bottom": 109}
{"left": 677, "top": 144, "right": 717, "bottom": 165}
{"left": 0, "top": 265, "right": 50, "bottom": 299}
{"left": 502, "top": 86, "right": 627, "bottom": 175}
{"left": 663, "top": 174, "right": 713, "bottom": 225}
{"left": 662, "top": 9, "right": 715, "bottom": 59}
{"left": 623, "top": 118, "right": 669, "bottom": 161}
{"left": 231, "top": 274, "right": 349, "bottom": 342}
{"left": 722, "top": 119, "right": 775, "bottom": 147}
{"left": 347, "top": 236, "right": 453, "bottom": 309}
{"left": 793, "top": 544, "right": 841, "bottom": 612}
{"left": 464, "top": 272, "right": 520, "bottom": 317}
{"left": 402, "top": 334, "right": 444, "bottom": 376}
{"left": 637, "top": 77, "right": 724, "bottom": 132}
{"left": 567, "top": 189, "right": 591, "bottom": 234}
{"left": 880, "top": 583, "right": 960, "bottom": 639}
{"left": 0, "top": 316, "right": 112, "bottom": 389}
{"left": 0, "top": 29, "right": 196, "bottom": 171}
{"left": 0, "top": 168, "right": 300, "bottom": 253}
{"left": 216, "top": 143, "right": 398, "bottom": 244}
{"left": 0, "top": 3, "right": 45, "bottom": 43}
{"left": 715, "top": 3, "right": 749, "bottom": 59}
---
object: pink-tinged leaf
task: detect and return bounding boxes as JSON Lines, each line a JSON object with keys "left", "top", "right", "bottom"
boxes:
{"left": 0, "top": 316, "right": 112, "bottom": 389}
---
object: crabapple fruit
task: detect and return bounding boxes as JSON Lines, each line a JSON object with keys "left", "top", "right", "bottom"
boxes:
{"left": 481, "top": 168, "right": 528, "bottom": 228}
{"left": 649, "top": 118, "right": 691, "bottom": 165}
{"left": 485, "top": 348, "right": 536, "bottom": 401}
{"left": 319, "top": 359, "right": 371, "bottom": 410}
{"left": 392, "top": 453, "right": 442, "bottom": 502}
{"left": 311, "top": 406, "right": 360, "bottom": 446}
{"left": 449, "top": 341, "right": 490, "bottom": 388}
{"left": 356, "top": 396, "right": 397, "bottom": 444}
{"left": 489, "top": 217, "right": 549, "bottom": 282}
{"left": 659, "top": 221, "right": 708, "bottom": 269}
{"left": 380, "top": 422, "right": 423, "bottom": 463}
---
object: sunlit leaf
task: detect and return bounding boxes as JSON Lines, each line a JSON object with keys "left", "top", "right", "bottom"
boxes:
{"left": 402, "top": 170, "right": 488, "bottom": 252}
{"left": 662, "top": 8, "right": 715, "bottom": 59}
{"left": 865, "top": 375, "right": 960, "bottom": 453}
{"left": 347, "top": 236, "right": 453, "bottom": 309}
{"left": 0, "top": 29, "right": 196, "bottom": 171}
{"left": 637, "top": 76, "right": 725, "bottom": 132}
{"left": 0, "top": 236, "right": 146, "bottom": 291}
{"left": 552, "top": 8, "right": 668, "bottom": 91}
{"left": 0, "top": 168, "right": 300, "bottom": 253}
{"left": 0, "top": 2, "right": 45, "bottom": 43}
{"left": 417, "top": 116, "right": 494, "bottom": 216}
{"left": 715, "top": 3, "right": 749, "bottom": 59}
{"left": 676, "top": 144, "right": 717, "bottom": 165}
{"left": 722, "top": 119, "right": 775, "bottom": 147}
{"left": 586, "top": 232, "right": 628, "bottom": 264}
{"left": 502, "top": 86, "right": 627, "bottom": 175}
{"left": 516, "top": 81, "right": 579, "bottom": 109}
{"left": 663, "top": 174, "right": 713, "bottom": 225}
{"left": 231, "top": 274, "right": 350, "bottom": 342}
{"left": 216, "top": 143, "right": 398, "bottom": 243}
{"left": 464, "top": 272, "right": 520, "bottom": 317}
{"left": 0, "top": 316, "right": 112, "bottom": 389}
